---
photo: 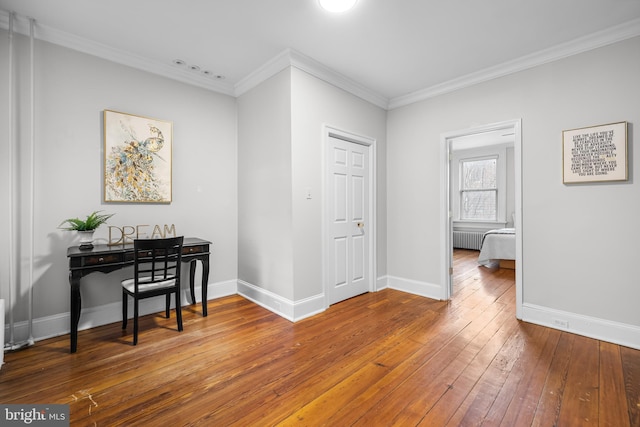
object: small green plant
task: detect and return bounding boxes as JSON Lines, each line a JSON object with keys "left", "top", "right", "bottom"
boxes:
{"left": 59, "top": 211, "right": 115, "bottom": 231}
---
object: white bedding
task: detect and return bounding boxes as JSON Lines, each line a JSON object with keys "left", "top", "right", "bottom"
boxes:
{"left": 478, "top": 228, "right": 515, "bottom": 264}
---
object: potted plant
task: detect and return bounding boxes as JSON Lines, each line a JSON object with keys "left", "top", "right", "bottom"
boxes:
{"left": 59, "top": 211, "right": 115, "bottom": 249}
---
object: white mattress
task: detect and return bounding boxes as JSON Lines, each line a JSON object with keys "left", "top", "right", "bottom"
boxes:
{"left": 478, "top": 228, "right": 515, "bottom": 264}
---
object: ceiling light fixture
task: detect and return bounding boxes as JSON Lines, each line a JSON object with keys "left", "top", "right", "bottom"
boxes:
{"left": 318, "top": 0, "right": 358, "bottom": 13}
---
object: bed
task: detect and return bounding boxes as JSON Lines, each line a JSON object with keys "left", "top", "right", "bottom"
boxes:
{"left": 478, "top": 228, "right": 516, "bottom": 268}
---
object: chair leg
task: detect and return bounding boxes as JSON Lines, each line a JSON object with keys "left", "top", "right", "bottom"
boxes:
{"left": 165, "top": 293, "right": 171, "bottom": 318}
{"left": 133, "top": 298, "right": 139, "bottom": 346}
{"left": 175, "top": 290, "right": 183, "bottom": 332}
{"left": 122, "top": 292, "right": 128, "bottom": 329}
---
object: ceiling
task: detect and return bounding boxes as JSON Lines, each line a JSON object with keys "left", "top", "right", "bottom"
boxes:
{"left": 1, "top": 0, "right": 640, "bottom": 109}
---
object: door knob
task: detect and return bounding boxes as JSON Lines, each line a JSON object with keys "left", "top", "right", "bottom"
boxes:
{"left": 357, "top": 222, "right": 364, "bottom": 229}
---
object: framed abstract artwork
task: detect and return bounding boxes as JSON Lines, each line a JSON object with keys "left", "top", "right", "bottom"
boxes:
{"left": 562, "top": 121, "right": 627, "bottom": 184}
{"left": 103, "top": 110, "right": 173, "bottom": 203}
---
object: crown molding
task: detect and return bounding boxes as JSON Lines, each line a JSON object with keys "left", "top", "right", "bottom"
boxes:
{"left": 0, "top": 10, "right": 236, "bottom": 96}
{"left": 389, "top": 17, "right": 640, "bottom": 110}
{"left": 3, "top": 10, "right": 638, "bottom": 110}
{"left": 235, "top": 48, "right": 389, "bottom": 109}
{"left": 1, "top": 10, "right": 387, "bottom": 108}
{"left": 233, "top": 49, "right": 293, "bottom": 97}
{"left": 287, "top": 49, "right": 389, "bottom": 109}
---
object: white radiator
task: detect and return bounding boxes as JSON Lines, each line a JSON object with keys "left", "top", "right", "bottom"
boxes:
{"left": 453, "top": 231, "right": 484, "bottom": 250}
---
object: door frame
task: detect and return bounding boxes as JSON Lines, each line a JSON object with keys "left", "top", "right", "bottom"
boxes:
{"left": 322, "top": 124, "right": 377, "bottom": 308}
{"left": 440, "top": 119, "right": 523, "bottom": 319}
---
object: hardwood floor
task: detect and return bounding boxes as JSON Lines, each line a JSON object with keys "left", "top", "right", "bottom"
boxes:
{"left": 1, "top": 249, "right": 639, "bottom": 426}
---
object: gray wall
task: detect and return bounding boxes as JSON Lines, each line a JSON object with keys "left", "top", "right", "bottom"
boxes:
{"left": 290, "top": 67, "right": 387, "bottom": 300}
{"left": 237, "top": 68, "right": 295, "bottom": 299}
{"left": 237, "top": 66, "right": 387, "bottom": 313}
{"left": 3, "top": 27, "right": 638, "bottom": 348}
{"left": 387, "top": 37, "right": 640, "bottom": 338}
{"left": 1, "top": 33, "right": 238, "bottom": 339}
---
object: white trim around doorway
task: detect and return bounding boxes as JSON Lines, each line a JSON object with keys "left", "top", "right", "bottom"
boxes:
{"left": 440, "top": 119, "right": 523, "bottom": 319}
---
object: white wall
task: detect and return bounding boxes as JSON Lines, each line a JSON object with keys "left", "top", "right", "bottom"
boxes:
{"left": 1, "top": 32, "right": 238, "bottom": 342}
{"left": 236, "top": 65, "right": 387, "bottom": 319}
{"left": 5, "top": 25, "right": 637, "bottom": 349}
{"left": 387, "top": 36, "right": 640, "bottom": 347}
{"left": 237, "top": 68, "right": 295, "bottom": 299}
{"left": 290, "top": 67, "right": 387, "bottom": 301}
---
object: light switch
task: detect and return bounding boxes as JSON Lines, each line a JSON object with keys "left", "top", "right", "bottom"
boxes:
{"left": 306, "top": 187, "right": 312, "bottom": 199}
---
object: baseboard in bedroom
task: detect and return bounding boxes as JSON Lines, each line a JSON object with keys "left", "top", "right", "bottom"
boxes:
{"left": 386, "top": 275, "right": 443, "bottom": 300}
{"left": 522, "top": 303, "right": 640, "bottom": 350}
{"left": 3, "top": 280, "right": 238, "bottom": 345}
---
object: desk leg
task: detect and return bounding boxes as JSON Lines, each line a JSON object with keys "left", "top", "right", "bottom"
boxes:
{"left": 69, "top": 272, "right": 82, "bottom": 353}
{"left": 188, "top": 260, "right": 196, "bottom": 305}
{"left": 201, "top": 257, "right": 210, "bottom": 317}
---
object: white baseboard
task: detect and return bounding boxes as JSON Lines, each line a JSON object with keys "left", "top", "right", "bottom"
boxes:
{"left": 236, "top": 280, "right": 325, "bottom": 322}
{"left": 386, "top": 275, "right": 443, "bottom": 300}
{"left": 522, "top": 303, "right": 640, "bottom": 350}
{"left": 3, "top": 280, "right": 238, "bottom": 345}
{"left": 381, "top": 276, "right": 640, "bottom": 350}
{"left": 2, "top": 276, "right": 414, "bottom": 347}
{"left": 376, "top": 275, "right": 389, "bottom": 291}
{"left": 13, "top": 278, "right": 637, "bottom": 351}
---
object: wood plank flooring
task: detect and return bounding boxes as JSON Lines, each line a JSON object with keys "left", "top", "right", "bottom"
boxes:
{"left": 1, "top": 248, "right": 639, "bottom": 426}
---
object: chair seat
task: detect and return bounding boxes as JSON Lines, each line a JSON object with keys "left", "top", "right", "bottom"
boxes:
{"left": 122, "top": 275, "right": 177, "bottom": 293}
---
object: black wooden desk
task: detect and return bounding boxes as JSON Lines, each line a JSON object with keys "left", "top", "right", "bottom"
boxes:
{"left": 67, "top": 237, "right": 211, "bottom": 353}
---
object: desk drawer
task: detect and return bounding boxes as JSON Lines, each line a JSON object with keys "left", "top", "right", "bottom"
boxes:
{"left": 183, "top": 245, "right": 207, "bottom": 255}
{"left": 83, "top": 254, "right": 123, "bottom": 266}
{"left": 119, "top": 246, "right": 207, "bottom": 262}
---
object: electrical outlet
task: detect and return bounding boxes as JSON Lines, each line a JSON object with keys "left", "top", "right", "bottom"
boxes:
{"left": 553, "top": 319, "right": 569, "bottom": 329}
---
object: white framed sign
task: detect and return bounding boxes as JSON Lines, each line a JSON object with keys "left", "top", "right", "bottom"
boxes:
{"left": 562, "top": 121, "right": 627, "bottom": 183}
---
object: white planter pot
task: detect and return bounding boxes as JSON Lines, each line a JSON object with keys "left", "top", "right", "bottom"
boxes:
{"left": 78, "top": 230, "right": 95, "bottom": 249}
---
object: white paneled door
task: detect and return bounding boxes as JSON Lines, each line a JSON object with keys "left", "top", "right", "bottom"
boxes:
{"left": 326, "top": 135, "right": 370, "bottom": 305}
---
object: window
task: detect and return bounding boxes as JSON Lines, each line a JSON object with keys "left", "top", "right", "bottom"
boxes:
{"left": 460, "top": 157, "right": 497, "bottom": 221}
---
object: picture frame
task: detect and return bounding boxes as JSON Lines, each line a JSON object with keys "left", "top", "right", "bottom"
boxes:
{"left": 103, "top": 110, "right": 173, "bottom": 203}
{"left": 562, "top": 121, "right": 627, "bottom": 184}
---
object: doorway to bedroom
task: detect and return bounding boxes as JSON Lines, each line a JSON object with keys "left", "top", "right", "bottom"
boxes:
{"left": 441, "top": 119, "right": 522, "bottom": 318}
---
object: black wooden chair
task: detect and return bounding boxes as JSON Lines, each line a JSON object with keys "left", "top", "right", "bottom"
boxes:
{"left": 122, "top": 236, "right": 184, "bottom": 345}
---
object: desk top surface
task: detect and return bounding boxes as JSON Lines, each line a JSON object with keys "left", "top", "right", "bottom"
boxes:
{"left": 67, "top": 237, "right": 211, "bottom": 257}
